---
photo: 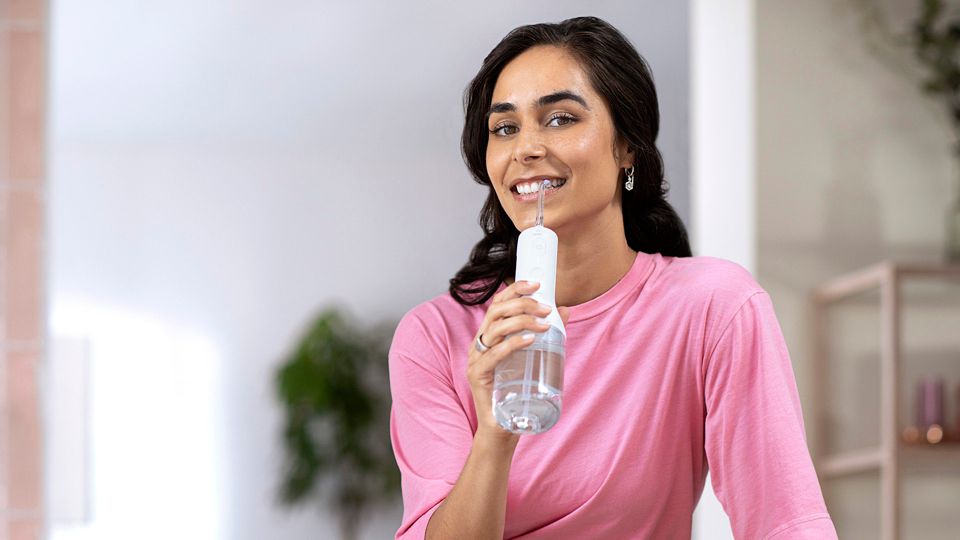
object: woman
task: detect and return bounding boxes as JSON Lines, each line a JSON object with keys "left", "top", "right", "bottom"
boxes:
{"left": 389, "top": 16, "right": 836, "bottom": 539}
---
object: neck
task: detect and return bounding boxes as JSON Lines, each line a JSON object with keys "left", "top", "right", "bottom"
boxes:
{"left": 508, "top": 205, "right": 638, "bottom": 308}
{"left": 553, "top": 218, "right": 637, "bottom": 308}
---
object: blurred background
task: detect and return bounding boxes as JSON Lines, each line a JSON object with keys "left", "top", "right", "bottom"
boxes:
{"left": 2, "top": 0, "right": 959, "bottom": 539}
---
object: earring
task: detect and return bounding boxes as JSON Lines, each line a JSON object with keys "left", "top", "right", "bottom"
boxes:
{"left": 625, "top": 166, "right": 635, "bottom": 191}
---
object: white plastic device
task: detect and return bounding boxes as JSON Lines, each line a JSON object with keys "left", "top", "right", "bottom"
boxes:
{"left": 515, "top": 224, "right": 565, "bottom": 337}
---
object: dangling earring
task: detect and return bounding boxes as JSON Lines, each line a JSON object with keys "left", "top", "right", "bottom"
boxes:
{"left": 625, "top": 166, "right": 635, "bottom": 192}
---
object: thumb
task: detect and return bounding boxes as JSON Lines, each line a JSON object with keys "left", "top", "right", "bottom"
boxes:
{"left": 557, "top": 306, "right": 571, "bottom": 327}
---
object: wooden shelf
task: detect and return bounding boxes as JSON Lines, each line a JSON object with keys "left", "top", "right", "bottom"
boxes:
{"left": 813, "top": 262, "right": 960, "bottom": 304}
{"left": 901, "top": 442, "right": 960, "bottom": 474}
{"left": 818, "top": 442, "right": 960, "bottom": 479}
{"left": 819, "top": 447, "right": 884, "bottom": 478}
{"left": 811, "top": 262, "right": 960, "bottom": 540}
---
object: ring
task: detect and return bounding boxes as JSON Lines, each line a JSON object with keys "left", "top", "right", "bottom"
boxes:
{"left": 475, "top": 333, "right": 491, "bottom": 353}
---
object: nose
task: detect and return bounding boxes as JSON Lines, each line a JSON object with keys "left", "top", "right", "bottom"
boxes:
{"left": 512, "top": 129, "right": 547, "bottom": 164}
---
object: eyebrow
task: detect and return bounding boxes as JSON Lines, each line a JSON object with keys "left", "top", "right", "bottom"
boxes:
{"left": 486, "top": 90, "right": 591, "bottom": 120}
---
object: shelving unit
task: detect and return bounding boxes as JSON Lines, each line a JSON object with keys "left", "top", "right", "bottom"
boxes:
{"left": 812, "top": 262, "right": 960, "bottom": 540}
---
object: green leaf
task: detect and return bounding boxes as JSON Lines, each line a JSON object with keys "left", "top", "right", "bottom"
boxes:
{"left": 274, "top": 306, "right": 401, "bottom": 528}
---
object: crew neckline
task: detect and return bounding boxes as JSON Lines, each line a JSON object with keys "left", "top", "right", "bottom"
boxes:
{"left": 492, "top": 250, "right": 658, "bottom": 323}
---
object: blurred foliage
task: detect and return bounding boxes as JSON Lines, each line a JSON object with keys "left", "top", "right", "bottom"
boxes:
{"left": 852, "top": 0, "right": 960, "bottom": 154}
{"left": 275, "top": 307, "right": 400, "bottom": 540}
{"left": 913, "top": 0, "right": 960, "bottom": 154}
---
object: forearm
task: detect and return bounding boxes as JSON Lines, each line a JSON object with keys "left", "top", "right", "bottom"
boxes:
{"left": 425, "top": 430, "right": 519, "bottom": 540}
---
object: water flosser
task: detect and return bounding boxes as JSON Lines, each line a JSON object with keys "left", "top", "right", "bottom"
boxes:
{"left": 492, "top": 180, "right": 566, "bottom": 434}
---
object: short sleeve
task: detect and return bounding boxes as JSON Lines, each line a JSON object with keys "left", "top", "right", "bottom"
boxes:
{"left": 703, "top": 292, "right": 837, "bottom": 539}
{"left": 388, "top": 309, "right": 475, "bottom": 539}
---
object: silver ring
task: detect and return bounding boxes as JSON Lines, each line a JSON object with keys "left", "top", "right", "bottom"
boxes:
{"left": 475, "top": 333, "right": 491, "bottom": 353}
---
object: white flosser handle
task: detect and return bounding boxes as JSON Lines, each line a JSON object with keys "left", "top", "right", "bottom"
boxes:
{"left": 515, "top": 224, "right": 565, "bottom": 337}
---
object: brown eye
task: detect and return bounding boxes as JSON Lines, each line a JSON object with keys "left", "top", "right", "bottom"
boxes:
{"left": 547, "top": 113, "right": 577, "bottom": 127}
{"left": 490, "top": 124, "right": 518, "bottom": 136}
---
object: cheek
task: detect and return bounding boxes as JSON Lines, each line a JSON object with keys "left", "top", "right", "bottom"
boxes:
{"left": 485, "top": 145, "right": 514, "bottom": 207}
{"left": 555, "top": 131, "right": 613, "bottom": 177}
{"left": 485, "top": 144, "right": 511, "bottom": 179}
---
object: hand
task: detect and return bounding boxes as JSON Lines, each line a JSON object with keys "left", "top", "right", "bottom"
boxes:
{"left": 467, "top": 280, "right": 571, "bottom": 442}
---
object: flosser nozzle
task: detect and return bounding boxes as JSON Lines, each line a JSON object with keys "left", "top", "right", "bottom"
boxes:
{"left": 536, "top": 179, "right": 549, "bottom": 227}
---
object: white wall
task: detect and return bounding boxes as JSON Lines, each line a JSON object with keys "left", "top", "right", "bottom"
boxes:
{"left": 45, "top": 2, "right": 690, "bottom": 539}
{"left": 690, "top": 0, "right": 753, "bottom": 538}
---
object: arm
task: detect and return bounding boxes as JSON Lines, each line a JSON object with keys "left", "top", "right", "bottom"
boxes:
{"left": 391, "top": 285, "right": 555, "bottom": 539}
{"left": 425, "top": 429, "right": 519, "bottom": 539}
{"left": 702, "top": 291, "right": 837, "bottom": 539}
{"left": 389, "top": 313, "right": 520, "bottom": 540}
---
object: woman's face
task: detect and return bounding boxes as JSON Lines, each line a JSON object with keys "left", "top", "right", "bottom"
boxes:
{"left": 485, "top": 45, "right": 633, "bottom": 232}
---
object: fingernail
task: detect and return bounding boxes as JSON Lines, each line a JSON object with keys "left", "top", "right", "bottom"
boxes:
{"left": 536, "top": 317, "right": 550, "bottom": 325}
{"left": 538, "top": 302, "right": 552, "bottom": 311}
{"left": 521, "top": 332, "right": 535, "bottom": 340}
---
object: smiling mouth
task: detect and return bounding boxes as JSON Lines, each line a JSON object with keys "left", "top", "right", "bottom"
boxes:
{"left": 510, "top": 178, "right": 567, "bottom": 194}
{"left": 510, "top": 179, "right": 567, "bottom": 202}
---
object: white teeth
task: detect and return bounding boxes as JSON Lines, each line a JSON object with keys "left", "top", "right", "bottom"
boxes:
{"left": 514, "top": 178, "right": 566, "bottom": 194}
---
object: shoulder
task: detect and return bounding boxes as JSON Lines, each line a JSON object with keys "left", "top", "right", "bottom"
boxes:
{"left": 648, "top": 257, "right": 785, "bottom": 372}
{"left": 650, "top": 255, "right": 769, "bottom": 336}
{"left": 656, "top": 255, "right": 765, "bottom": 303}
{"left": 390, "top": 289, "right": 481, "bottom": 359}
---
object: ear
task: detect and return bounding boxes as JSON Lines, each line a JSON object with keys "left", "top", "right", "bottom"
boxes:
{"left": 614, "top": 136, "right": 635, "bottom": 168}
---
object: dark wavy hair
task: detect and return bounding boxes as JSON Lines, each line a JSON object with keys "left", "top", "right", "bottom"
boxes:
{"left": 449, "top": 16, "right": 691, "bottom": 306}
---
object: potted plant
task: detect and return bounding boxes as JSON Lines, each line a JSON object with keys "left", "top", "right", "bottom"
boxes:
{"left": 275, "top": 307, "right": 401, "bottom": 540}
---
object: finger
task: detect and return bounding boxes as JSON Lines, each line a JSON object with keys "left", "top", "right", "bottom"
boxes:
{"left": 475, "top": 332, "right": 536, "bottom": 373}
{"left": 491, "top": 280, "right": 540, "bottom": 304}
{"left": 481, "top": 298, "right": 551, "bottom": 346}
{"left": 484, "top": 314, "right": 550, "bottom": 345}
{"left": 487, "top": 296, "right": 551, "bottom": 324}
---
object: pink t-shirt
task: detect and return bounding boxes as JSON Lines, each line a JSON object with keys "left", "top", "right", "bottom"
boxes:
{"left": 389, "top": 251, "right": 836, "bottom": 539}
